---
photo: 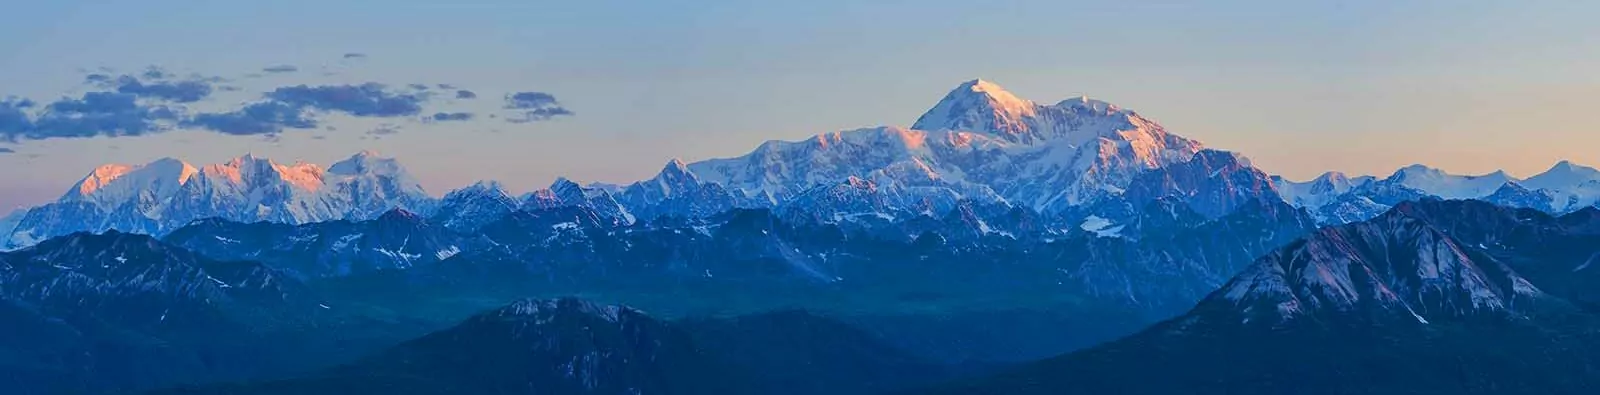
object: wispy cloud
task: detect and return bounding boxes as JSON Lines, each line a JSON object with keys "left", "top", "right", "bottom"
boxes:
{"left": 185, "top": 101, "right": 315, "bottom": 135}
{"left": 262, "top": 65, "right": 299, "bottom": 73}
{"left": 140, "top": 66, "right": 172, "bottom": 80}
{"left": 268, "top": 83, "right": 425, "bottom": 117}
{"left": 112, "top": 75, "right": 214, "bottom": 103}
{"left": 367, "top": 124, "right": 401, "bottom": 136}
{"left": 503, "top": 91, "right": 573, "bottom": 122}
{"left": 431, "top": 112, "right": 474, "bottom": 122}
{"left": 186, "top": 83, "right": 426, "bottom": 135}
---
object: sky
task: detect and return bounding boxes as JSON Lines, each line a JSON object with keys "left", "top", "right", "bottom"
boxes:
{"left": 1, "top": 0, "right": 1598, "bottom": 210}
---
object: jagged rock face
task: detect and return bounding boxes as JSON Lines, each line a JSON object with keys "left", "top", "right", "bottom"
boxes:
{"left": 618, "top": 160, "right": 749, "bottom": 222}
{"left": 524, "top": 178, "right": 636, "bottom": 227}
{"left": 1482, "top": 182, "right": 1557, "bottom": 212}
{"left": 429, "top": 181, "right": 521, "bottom": 233}
{"left": 4, "top": 152, "right": 436, "bottom": 249}
{"left": 1066, "top": 149, "right": 1290, "bottom": 240}
{"left": 0, "top": 233, "right": 341, "bottom": 394}
{"left": 1061, "top": 198, "right": 1319, "bottom": 314}
{"left": 1377, "top": 200, "right": 1600, "bottom": 306}
{"left": 776, "top": 177, "right": 905, "bottom": 227}
{"left": 1205, "top": 212, "right": 1542, "bottom": 328}
{"left": 1121, "top": 150, "right": 1278, "bottom": 220}
{"left": 164, "top": 209, "right": 468, "bottom": 278}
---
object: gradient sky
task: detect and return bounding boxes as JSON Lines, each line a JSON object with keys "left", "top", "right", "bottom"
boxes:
{"left": 1, "top": 0, "right": 1598, "bottom": 211}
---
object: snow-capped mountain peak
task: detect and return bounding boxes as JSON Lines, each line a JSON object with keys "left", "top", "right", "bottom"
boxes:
{"left": 62, "top": 157, "right": 198, "bottom": 210}
{"left": 660, "top": 158, "right": 695, "bottom": 179}
{"left": 1270, "top": 171, "right": 1377, "bottom": 211}
{"left": 1385, "top": 164, "right": 1512, "bottom": 199}
{"left": 522, "top": 177, "right": 636, "bottom": 226}
{"left": 429, "top": 180, "right": 519, "bottom": 232}
{"left": 455, "top": 180, "right": 511, "bottom": 196}
{"left": 910, "top": 79, "right": 1155, "bottom": 147}
{"left": 648, "top": 158, "right": 709, "bottom": 196}
{"left": 685, "top": 80, "right": 1203, "bottom": 217}
{"left": 1308, "top": 171, "right": 1356, "bottom": 194}
{"left": 1524, "top": 160, "right": 1600, "bottom": 190}
{"left": 912, "top": 79, "right": 1039, "bottom": 141}
{"left": 322, "top": 151, "right": 432, "bottom": 219}
{"left": 329, "top": 150, "right": 403, "bottom": 176}
{"left": 201, "top": 154, "right": 325, "bottom": 193}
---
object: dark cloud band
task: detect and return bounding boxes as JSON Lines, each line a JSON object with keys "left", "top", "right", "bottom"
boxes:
{"left": 2, "top": 92, "right": 177, "bottom": 142}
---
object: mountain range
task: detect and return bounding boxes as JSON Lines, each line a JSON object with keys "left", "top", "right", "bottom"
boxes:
{"left": 8, "top": 79, "right": 1597, "bottom": 252}
{"left": 1274, "top": 160, "right": 1600, "bottom": 224}
{"left": 4, "top": 79, "right": 1600, "bottom": 394}
{"left": 2, "top": 151, "right": 433, "bottom": 249}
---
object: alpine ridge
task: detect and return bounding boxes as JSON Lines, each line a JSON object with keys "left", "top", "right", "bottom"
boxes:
{"left": 917, "top": 199, "right": 1600, "bottom": 395}
{"left": 1275, "top": 161, "right": 1600, "bottom": 224}
{"left": 4, "top": 151, "right": 434, "bottom": 249}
